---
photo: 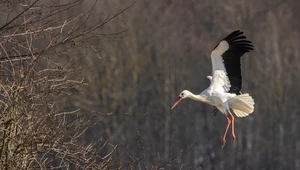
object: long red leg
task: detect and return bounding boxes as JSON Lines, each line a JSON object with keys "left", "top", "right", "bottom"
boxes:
{"left": 228, "top": 111, "right": 236, "bottom": 142}
{"left": 222, "top": 114, "right": 231, "bottom": 148}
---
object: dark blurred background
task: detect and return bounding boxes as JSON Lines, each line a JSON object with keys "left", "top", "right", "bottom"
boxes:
{"left": 69, "top": 0, "right": 300, "bottom": 169}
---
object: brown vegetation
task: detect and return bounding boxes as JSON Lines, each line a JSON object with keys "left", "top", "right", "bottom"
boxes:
{"left": 0, "top": 0, "right": 134, "bottom": 169}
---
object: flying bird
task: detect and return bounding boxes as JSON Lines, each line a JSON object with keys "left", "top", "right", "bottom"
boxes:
{"left": 171, "top": 30, "right": 255, "bottom": 148}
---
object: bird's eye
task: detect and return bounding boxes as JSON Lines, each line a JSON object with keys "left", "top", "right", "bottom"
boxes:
{"left": 181, "top": 93, "right": 184, "bottom": 96}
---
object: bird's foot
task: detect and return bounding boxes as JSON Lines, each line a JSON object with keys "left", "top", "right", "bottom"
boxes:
{"left": 221, "top": 138, "right": 226, "bottom": 148}
{"left": 232, "top": 135, "right": 237, "bottom": 142}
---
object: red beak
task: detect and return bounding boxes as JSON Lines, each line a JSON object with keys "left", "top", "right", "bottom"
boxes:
{"left": 171, "top": 97, "right": 183, "bottom": 110}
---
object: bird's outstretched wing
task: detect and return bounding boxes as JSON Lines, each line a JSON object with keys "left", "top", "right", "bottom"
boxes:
{"left": 210, "top": 30, "right": 254, "bottom": 94}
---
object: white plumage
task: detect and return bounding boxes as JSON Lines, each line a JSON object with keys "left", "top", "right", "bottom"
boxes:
{"left": 171, "top": 30, "right": 255, "bottom": 148}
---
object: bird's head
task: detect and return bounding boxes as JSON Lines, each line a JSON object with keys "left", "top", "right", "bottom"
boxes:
{"left": 171, "top": 90, "right": 190, "bottom": 109}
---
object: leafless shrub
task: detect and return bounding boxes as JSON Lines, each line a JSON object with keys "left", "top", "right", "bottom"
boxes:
{"left": 0, "top": 0, "right": 134, "bottom": 169}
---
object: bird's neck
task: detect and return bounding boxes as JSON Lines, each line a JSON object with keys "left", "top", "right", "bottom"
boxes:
{"left": 188, "top": 92, "right": 206, "bottom": 103}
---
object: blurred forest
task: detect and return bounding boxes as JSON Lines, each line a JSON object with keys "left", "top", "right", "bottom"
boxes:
{"left": 1, "top": 0, "right": 300, "bottom": 169}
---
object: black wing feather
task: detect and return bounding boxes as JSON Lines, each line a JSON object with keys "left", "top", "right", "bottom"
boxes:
{"left": 226, "top": 30, "right": 243, "bottom": 40}
{"left": 212, "top": 106, "right": 218, "bottom": 116}
{"left": 222, "top": 30, "right": 254, "bottom": 95}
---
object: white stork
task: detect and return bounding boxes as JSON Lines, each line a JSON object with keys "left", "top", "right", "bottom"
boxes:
{"left": 171, "top": 30, "right": 255, "bottom": 148}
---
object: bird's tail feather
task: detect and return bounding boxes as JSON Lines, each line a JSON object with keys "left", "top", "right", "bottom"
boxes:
{"left": 228, "top": 93, "right": 255, "bottom": 117}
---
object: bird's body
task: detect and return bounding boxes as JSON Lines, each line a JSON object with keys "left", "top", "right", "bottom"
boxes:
{"left": 171, "top": 30, "right": 255, "bottom": 148}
